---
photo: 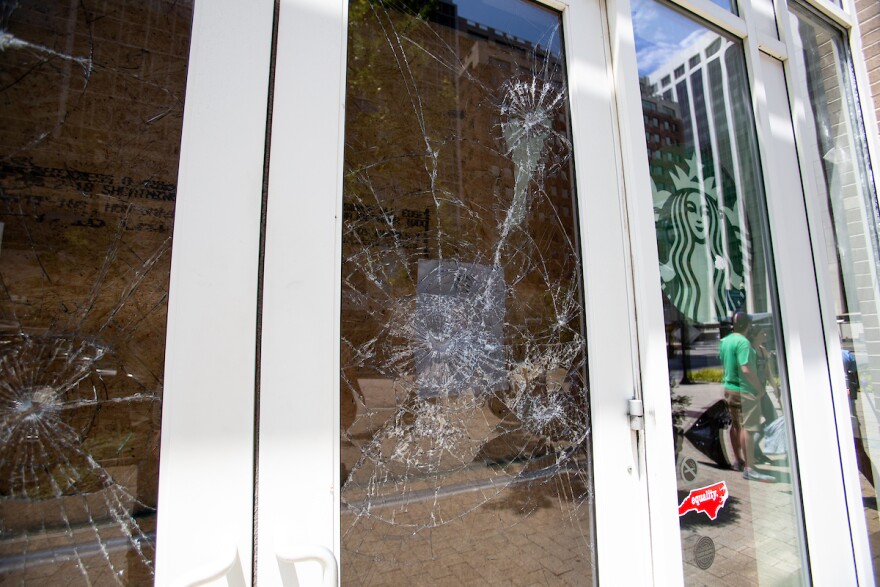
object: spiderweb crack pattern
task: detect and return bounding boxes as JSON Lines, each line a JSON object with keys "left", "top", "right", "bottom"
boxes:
{"left": 0, "top": 1, "right": 191, "bottom": 583}
{"left": 340, "top": 2, "right": 596, "bottom": 583}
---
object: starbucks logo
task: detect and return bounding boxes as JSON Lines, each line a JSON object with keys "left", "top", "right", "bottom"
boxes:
{"left": 653, "top": 156, "right": 746, "bottom": 324}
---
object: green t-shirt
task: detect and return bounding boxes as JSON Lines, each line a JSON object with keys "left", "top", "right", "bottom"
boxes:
{"left": 719, "top": 332, "right": 757, "bottom": 394}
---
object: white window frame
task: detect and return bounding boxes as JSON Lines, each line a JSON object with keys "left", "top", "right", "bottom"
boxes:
{"left": 154, "top": 0, "right": 275, "bottom": 584}
{"left": 613, "top": 0, "right": 878, "bottom": 583}
{"left": 152, "top": 0, "right": 880, "bottom": 584}
{"left": 256, "top": 0, "right": 659, "bottom": 585}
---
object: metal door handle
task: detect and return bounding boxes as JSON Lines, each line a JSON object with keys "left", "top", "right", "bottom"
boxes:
{"left": 276, "top": 545, "right": 338, "bottom": 587}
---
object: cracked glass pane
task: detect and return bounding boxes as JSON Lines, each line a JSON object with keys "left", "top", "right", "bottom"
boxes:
{"left": 340, "top": 1, "right": 595, "bottom": 585}
{"left": 0, "top": 0, "right": 192, "bottom": 584}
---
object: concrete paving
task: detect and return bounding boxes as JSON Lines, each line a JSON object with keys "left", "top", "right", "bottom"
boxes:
{"left": 339, "top": 379, "right": 812, "bottom": 586}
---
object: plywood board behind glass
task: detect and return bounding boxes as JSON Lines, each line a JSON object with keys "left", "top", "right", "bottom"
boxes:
{"left": 339, "top": 0, "right": 595, "bottom": 584}
{"left": 0, "top": 1, "right": 192, "bottom": 584}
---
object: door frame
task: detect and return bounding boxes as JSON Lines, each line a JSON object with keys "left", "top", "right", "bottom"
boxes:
{"left": 154, "top": 0, "right": 880, "bottom": 584}
{"left": 256, "top": 0, "right": 657, "bottom": 584}
{"left": 612, "top": 0, "right": 873, "bottom": 583}
{"left": 154, "top": 0, "right": 274, "bottom": 584}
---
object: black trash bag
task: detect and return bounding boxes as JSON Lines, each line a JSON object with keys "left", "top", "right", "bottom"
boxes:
{"left": 684, "top": 400, "right": 733, "bottom": 469}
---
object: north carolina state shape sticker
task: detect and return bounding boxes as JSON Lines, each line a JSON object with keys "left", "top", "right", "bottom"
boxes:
{"left": 677, "top": 481, "right": 729, "bottom": 520}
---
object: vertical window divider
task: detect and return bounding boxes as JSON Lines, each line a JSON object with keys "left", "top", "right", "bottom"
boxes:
{"left": 605, "top": 0, "right": 688, "bottom": 583}
{"left": 156, "top": 0, "right": 276, "bottom": 583}
{"left": 740, "top": 1, "right": 868, "bottom": 583}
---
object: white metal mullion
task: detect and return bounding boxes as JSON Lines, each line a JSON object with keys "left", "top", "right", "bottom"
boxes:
{"left": 255, "top": 0, "right": 348, "bottom": 585}
{"left": 748, "top": 2, "right": 829, "bottom": 584}
{"left": 563, "top": 0, "right": 657, "bottom": 583}
{"left": 155, "top": 0, "right": 275, "bottom": 584}
{"left": 605, "top": 0, "right": 686, "bottom": 583}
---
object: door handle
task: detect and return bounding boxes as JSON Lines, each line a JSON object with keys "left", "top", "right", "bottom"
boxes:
{"left": 172, "top": 544, "right": 246, "bottom": 587}
{"left": 276, "top": 545, "right": 338, "bottom": 587}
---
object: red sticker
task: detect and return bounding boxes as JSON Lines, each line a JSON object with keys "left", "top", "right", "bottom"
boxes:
{"left": 677, "top": 481, "right": 729, "bottom": 520}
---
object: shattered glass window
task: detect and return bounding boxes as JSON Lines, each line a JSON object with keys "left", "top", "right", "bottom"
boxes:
{"left": 340, "top": 0, "right": 595, "bottom": 584}
{"left": 0, "top": 0, "right": 192, "bottom": 583}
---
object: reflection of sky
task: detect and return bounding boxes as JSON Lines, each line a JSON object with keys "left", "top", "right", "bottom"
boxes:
{"left": 632, "top": 0, "right": 714, "bottom": 77}
{"left": 454, "top": 0, "right": 562, "bottom": 55}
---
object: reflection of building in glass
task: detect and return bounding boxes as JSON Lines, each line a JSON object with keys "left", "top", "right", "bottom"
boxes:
{"left": 797, "top": 14, "right": 880, "bottom": 424}
{"left": 640, "top": 80, "right": 685, "bottom": 193}
{"left": 0, "top": 1, "right": 192, "bottom": 582}
{"left": 642, "top": 33, "right": 771, "bottom": 321}
{"left": 456, "top": 16, "right": 576, "bottom": 279}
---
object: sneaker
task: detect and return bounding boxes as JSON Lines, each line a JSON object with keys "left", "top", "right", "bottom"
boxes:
{"left": 743, "top": 467, "right": 775, "bottom": 483}
{"left": 753, "top": 451, "right": 773, "bottom": 465}
{"left": 730, "top": 461, "right": 744, "bottom": 472}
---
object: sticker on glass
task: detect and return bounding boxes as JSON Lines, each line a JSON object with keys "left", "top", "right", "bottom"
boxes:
{"left": 677, "top": 480, "right": 729, "bottom": 520}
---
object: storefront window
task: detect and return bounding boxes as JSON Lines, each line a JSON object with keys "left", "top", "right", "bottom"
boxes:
{"left": 632, "top": 0, "right": 808, "bottom": 582}
{"left": 340, "top": 0, "right": 595, "bottom": 584}
{"left": 790, "top": 4, "right": 880, "bottom": 581}
{"left": 0, "top": 1, "right": 191, "bottom": 583}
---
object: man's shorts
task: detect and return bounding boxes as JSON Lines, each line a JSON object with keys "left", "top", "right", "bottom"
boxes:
{"left": 850, "top": 398, "right": 863, "bottom": 439}
{"left": 725, "top": 388, "right": 762, "bottom": 433}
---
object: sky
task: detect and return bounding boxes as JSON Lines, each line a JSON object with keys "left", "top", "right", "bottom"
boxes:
{"left": 631, "top": 0, "right": 711, "bottom": 77}
{"left": 448, "top": 0, "right": 732, "bottom": 77}
{"left": 453, "top": 0, "right": 563, "bottom": 55}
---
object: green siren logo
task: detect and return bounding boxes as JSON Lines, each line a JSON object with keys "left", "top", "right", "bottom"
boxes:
{"left": 653, "top": 156, "right": 747, "bottom": 324}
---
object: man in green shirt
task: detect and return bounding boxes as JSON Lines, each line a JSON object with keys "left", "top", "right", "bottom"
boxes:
{"left": 720, "top": 312, "right": 774, "bottom": 482}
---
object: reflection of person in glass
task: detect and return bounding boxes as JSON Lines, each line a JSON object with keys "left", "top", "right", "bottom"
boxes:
{"left": 844, "top": 349, "right": 874, "bottom": 487}
{"left": 749, "top": 326, "right": 779, "bottom": 464}
{"left": 654, "top": 159, "right": 744, "bottom": 325}
{"left": 720, "top": 312, "right": 775, "bottom": 482}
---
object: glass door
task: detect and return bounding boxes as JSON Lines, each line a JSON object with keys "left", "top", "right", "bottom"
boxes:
{"left": 613, "top": 0, "right": 869, "bottom": 584}
{"left": 628, "top": 3, "right": 810, "bottom": 583}
{"left": 36, "top": 0, "right": 866, "bottom": 582}
{"left": 256, "top": 0, "right": 658, "bottom": 585}
{"left": 339, "top": 2, "right": 599, "bottom": 585}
